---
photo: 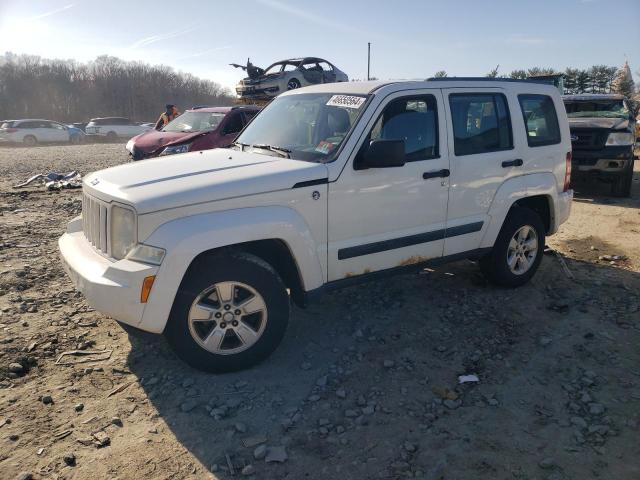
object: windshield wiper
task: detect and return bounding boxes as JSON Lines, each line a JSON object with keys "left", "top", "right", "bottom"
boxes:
{"left": 231, "top": 141, "right": 249, "bottom": 152}
{"left": 251, "top": 143, "right": 291, "bottom": 158}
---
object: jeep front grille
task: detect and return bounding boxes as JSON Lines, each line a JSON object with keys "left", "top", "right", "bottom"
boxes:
{"left": 82, "top": 192, "right": 109, "bottom": 255}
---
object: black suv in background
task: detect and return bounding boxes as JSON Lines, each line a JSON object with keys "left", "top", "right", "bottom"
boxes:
{"left": 563, "top": 94, "right": 636, "bottom": 197}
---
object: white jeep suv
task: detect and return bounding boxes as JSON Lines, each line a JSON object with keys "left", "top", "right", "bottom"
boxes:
{"left": 59, "top": 79, "right": 573, "bottom": 372}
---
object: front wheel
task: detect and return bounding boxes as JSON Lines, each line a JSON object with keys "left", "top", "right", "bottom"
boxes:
{"left": 287, "top": 78, "right": 301, "bottom": 90}
{"left": 480, "top": 207, "right": 545, "bottom": 287}
{"left": 164, "top": 252, "right": 290, "bottom": 372}
{"left": 611, "top": 160, "right": 633, "bottom": 198}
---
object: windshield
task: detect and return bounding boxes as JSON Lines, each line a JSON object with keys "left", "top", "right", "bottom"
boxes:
{"left": 564, "top": 100, "right": 629, "bottom": 119}
{"left": 163, "top": 111, "right": 226, "bottom": 133}
{"left": 235, "top": 93, "right": 368, "bottom": 162}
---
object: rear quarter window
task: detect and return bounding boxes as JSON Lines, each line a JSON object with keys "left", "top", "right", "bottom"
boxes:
{"left": 518, "top": 94, "right": 561, "bottom": 147}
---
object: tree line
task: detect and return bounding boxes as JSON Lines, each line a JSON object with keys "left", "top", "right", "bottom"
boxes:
{"left": 433, "top": 64, "right": 638, "bottom": 99}
{"left": 0, "top": 53, "right": 234, "bottom": 123}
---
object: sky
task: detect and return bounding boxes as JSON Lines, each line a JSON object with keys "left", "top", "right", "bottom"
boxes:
{"left": 0, "top": 0, "right": 639, "bottom": 93}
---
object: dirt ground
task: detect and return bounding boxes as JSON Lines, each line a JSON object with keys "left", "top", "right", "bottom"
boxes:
{"left": 0, "top": 144, "right": 639, "bottom": 480}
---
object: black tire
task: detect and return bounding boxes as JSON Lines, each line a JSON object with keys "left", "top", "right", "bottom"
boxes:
{"left": 106, "top": 131, "right": 118, "bottom": 142}
{"left": 164, "top": 251, "right": 290, "bottom": 373}
{"left": 287, "top": 78, "right": 301, "bottom": 90}
{"left": 480, "top": 207, "right": 545, "bottom": 287}
{"left": 611, "top": 160, "right": 633, "bottom": 198}
{"left": 23, "top": 135, "right": 37, "bottom": 147}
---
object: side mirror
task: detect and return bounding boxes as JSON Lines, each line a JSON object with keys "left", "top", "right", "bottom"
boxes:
{"left": 357, "top": 139, "right": 405, "bottom": 170}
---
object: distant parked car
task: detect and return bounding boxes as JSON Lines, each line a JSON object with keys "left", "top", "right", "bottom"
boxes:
{"left": 67, "top": 122, "right": 87, "bottom": 132}
{"left": 126, "top": 106, "right": 260, "bottom": 160}
{"left": 85, "top": 117, "right": 151, "bottom": 141}
{"left": 67, "top": 126, "right": 86, "bottom": 144}
{"left": 233, "top": 57, "right": 348, "bottom": 100}
{"left": 0, "top": 119, "right": 76, "bottom": 146}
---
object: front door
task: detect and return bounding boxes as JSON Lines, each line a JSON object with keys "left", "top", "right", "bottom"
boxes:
{"left": 327, "top": 91, "right": 450, "bottom": 281}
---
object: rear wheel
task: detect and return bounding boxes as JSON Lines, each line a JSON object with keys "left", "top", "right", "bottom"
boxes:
{"left": 480, "top": 207, "right": 545, "bottom": 287}
{"left": 611, "top": 160, "right": 633, "bottom": 197}
{"left": 164, "top": 252, "right": 290, "bottom": 372}
{"left": 23, "top": 135, "right": 37, "bottom": 147}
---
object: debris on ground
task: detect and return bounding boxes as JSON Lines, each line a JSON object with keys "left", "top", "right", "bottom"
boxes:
{"left": 13, "top": 171, "right": 82, "bottom": 190}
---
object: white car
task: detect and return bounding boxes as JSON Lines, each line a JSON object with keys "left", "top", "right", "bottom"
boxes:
{"left": 0, "top": 119, "right": 74, "bottom": 146}
{"left": 84, "top": 117, "right": 151, "bottom": 140}
{"left": 59, "top": 79, "right": 573, "bottom": 372}
{"left": 234, "top": 57, "right": 348, "bottom": 100}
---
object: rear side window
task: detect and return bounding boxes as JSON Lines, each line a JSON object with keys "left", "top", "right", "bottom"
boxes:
{"left": 369, "top": 95, "right": 439, "bottom": 161}
{"left": 449, "top": 93, "right": 512, "bottom": 156}
{"left": 518, "top": 95, "right": 561, "bottom": 147}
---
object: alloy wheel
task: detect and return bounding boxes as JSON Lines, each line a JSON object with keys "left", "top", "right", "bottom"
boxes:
{"left": 506, "top": 225, "right": 538, "bottom": 275}
{"left": 188, "top": 281, "right": 268, "bottom": 355}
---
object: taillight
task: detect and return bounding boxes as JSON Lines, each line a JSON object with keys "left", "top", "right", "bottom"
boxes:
{"left": 3, "top": 128, "right": 18, "bottom": 133}
{"left": 563, "top": 151, "right": 572, "bottom": 192}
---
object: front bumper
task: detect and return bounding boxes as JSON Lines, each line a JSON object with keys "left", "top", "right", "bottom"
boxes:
{"left": 59, "top": 219, "right": 158, "bottom": 330}
{"left": 235, "top": 84, "right": 280, "bottom": 98}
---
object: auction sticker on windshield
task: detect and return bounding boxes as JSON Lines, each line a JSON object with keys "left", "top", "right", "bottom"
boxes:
{"left": 326, "top": 95, "right": 366, "bottom": 109}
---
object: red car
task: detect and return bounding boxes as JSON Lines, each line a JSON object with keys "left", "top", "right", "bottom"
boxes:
{"left": 126, "top": 106, "right": 260, "bottom": 160}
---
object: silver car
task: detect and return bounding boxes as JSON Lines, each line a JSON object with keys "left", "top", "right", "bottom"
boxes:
{"left": 234, "top": 57, "right": 348, "bottom": 100}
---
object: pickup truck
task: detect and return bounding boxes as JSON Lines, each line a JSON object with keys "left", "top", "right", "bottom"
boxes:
{"left": 563, "top": 94, "right": 636, "bottom": 197}
{"left": 59, "top": 79, "right": 573, "bottom": 372}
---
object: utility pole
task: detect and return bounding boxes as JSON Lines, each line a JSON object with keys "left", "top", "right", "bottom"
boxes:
{"left": 367, "top": 42, "right": 371, "bottom": 81}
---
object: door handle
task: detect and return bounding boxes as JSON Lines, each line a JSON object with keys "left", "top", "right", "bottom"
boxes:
{"left": 423, "top": 169, "right": 450, "bottom": 180}
{"left": 501, "top": 159, "right": 523, "bottom": 168}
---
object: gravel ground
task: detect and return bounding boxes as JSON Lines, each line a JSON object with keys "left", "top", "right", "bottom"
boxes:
{"left": 0, "top": 144, "right": 639, "bottom": 480}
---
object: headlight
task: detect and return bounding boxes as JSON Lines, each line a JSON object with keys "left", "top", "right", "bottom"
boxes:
{"left": 159, "top": 143, "right": 191, "bottom": 156}
{"left": 125, "top": 139, "right": 134, "bottom": 153}
{"left": 606, "top": 132, "right": 634, "bottom": 146}
{"left": 126, "top": 244, "right": 165, "bottom": 265}
{"left": 111, "top": 205, "right": 136, "bottom": 260}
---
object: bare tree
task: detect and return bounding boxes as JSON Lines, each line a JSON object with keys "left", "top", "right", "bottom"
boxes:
{"left": 0, "top": 53, "right": 234, "bottom": 122}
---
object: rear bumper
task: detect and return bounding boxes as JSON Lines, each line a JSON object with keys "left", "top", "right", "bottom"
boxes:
{"left": 552, "top": 190, "right": 573, "bottom": 234}
{"left": 59, "top": 219, "right": 158, "bottom": 330}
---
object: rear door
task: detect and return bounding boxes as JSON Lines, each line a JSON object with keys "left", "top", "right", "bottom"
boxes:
{"left": 441, "top": 88, "right": 519, "bottom": 255}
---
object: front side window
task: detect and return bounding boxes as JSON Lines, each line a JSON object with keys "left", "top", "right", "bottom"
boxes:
{"left": 519, "top": 94, "right": 561, "bottom": 147}
{"left": 235, "top": 92, "right": 368, "bottom": 162}
{"left": 223, "top": 112, "right": 244, "bottom": 134}
{"left": 449, "top": 93, "right": 512, "bottom": 156}
{"left": 163, "top": 112, "right": 225, "bottom": 133}
{"left": 368, "top": 96, "right": 439, "bottom": 161}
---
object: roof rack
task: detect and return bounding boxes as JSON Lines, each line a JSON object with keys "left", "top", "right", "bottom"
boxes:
{"left": 426, "top": 77, "right": 537, "bottom": 83}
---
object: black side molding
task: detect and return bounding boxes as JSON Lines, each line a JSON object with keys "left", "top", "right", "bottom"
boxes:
{"left": 338, "top": 221, "right": 484, "bottom": 260}
{"left": 292, "top": 178, "right": 328, "bottom": 189}
{"left": 303, "top": 247, "right": 493, "bottom": 305}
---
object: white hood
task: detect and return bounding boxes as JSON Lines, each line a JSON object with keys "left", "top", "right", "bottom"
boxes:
{"left": 84, "top": 148, "right": 328, "bottom": 214}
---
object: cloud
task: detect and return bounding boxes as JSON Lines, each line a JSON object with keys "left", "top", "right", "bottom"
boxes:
{"left": 256, "top": 0, "right": 365, "bottom": 35}
{"left": 129, "top": 25, "right": 199, "bottom": 49}
{"left": 28, "top": 3, "right": 74, "bottom": 21}
{"left": 175, "top": 45, "right": 233, "bottom": 61}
